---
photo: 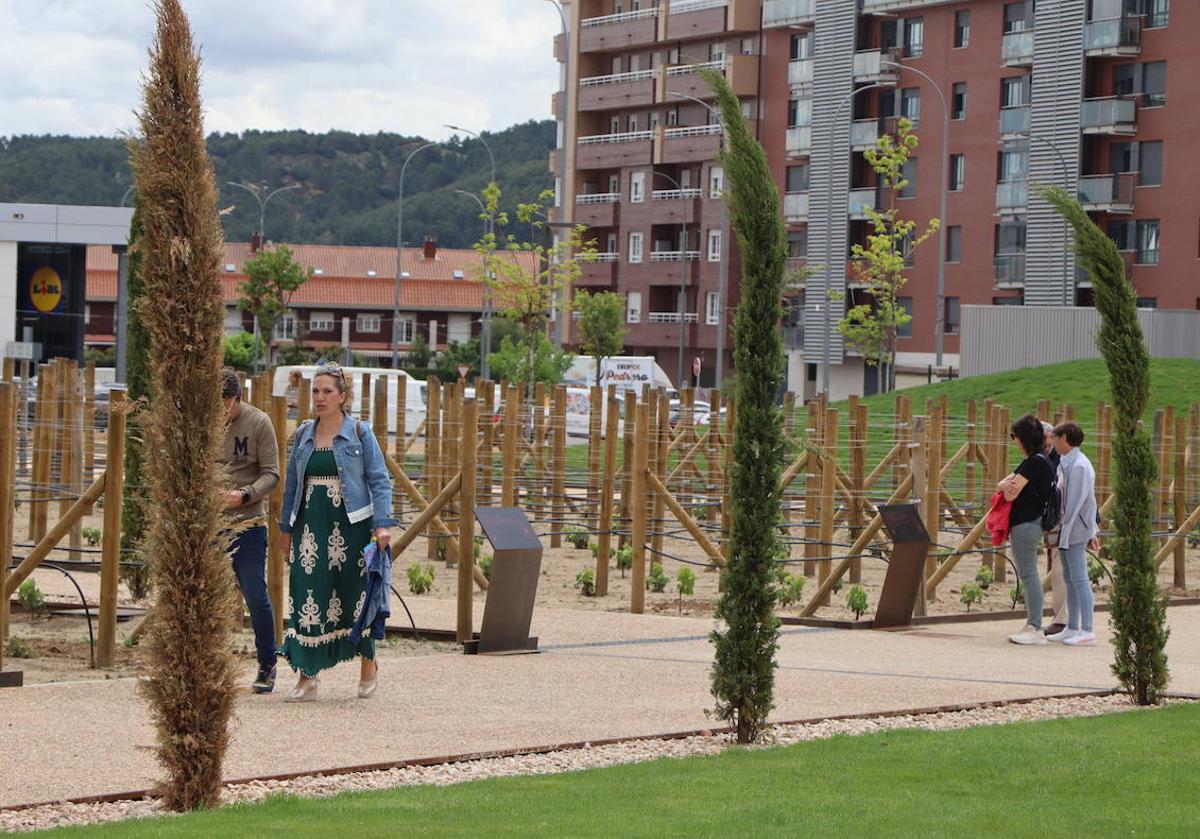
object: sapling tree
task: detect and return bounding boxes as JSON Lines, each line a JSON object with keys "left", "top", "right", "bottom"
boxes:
{"left": 237, "top": 244, "right": 311, "bottom": 369}
{"left": 846, "top": 584, "right": 869, "bottom": 620}
{"left": 960, "top": 583, "right": 984, "bottom": 612}
{"left": 676, "top": 567, "right": 696, "bottom": 614}
{"left": 574, "top": 290, "right": 627, "bottom": 386}
{"left": 1041, "top": 185, "right": 1169, "bottom": 705}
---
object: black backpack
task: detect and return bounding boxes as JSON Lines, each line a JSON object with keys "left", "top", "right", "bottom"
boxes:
{"left": 1037, "top": 452, "right": 1062, "bottom": 532}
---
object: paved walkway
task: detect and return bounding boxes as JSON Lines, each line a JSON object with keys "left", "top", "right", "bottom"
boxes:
{"left": 3, "top": 601, "right": 1198, "bottom": 808}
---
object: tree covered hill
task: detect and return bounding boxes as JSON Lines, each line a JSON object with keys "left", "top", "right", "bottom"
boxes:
{"left": 0, "top": 120, "right": 555, "bottom": 249}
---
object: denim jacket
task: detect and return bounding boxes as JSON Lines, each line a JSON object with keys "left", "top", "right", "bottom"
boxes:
{"left": 350, "top": 541, "right": 391, "bottom": 643}
{"left": 279, "top": 413, "right": 396, "bottom": 533}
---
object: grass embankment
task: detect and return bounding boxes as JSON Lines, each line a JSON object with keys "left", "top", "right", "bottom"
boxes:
{"left": 50, "top": 702, "right": 1199, "bottom": 837}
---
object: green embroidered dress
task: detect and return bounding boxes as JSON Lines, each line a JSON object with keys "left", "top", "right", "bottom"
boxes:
{"left": 281, "top": 447, "right": 374, "bottom": 677}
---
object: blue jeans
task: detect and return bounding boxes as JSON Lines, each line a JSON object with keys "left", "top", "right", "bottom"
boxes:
{"left": 1060, "top": 542, "right": 1094, "bottom": 633}
{"left": 231, "top": 526, "right": 277, "bottom": 670}
{"left": 1010, "top": 521, "right": 1045, "bottom": 629}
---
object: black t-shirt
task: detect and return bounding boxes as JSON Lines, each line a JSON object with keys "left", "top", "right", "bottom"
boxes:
{"left": 1010, "top": 452, "right": 1056, "bottom": 526}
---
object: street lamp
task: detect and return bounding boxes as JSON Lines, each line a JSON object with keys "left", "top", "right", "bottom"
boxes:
{"left": 545, "top": 0, "right": 573, "bottom": 350}
{"left": 667, "top": 90, "right": 728, "bottom": 394}
{"left": 454, "top": 189, "right": 493, "bottom": 379}
{"left": 393, "top": 141, "right": 440, "bottom": 368}
{"left": 880, "top": 59, "right": 949, "bottom": 370}
{"left": 649, "top": 169, "right": 692, "bottom": 389}
{"left": 120, "top": 185, "right": 135, "bottom": 207}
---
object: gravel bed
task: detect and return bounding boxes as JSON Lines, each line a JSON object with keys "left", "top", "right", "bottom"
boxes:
{"left": 0, "top": 693, "right": 1179, "bottom": 833}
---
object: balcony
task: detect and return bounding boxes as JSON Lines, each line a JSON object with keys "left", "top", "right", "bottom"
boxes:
{"left": 579, "top": 8, "right": 659, "bottom": 54}
{"left": 665, "top": 54, "right": 758, "bottom": 101}
{"left": 574, "top": 193, "right": 620, "bottom": 227}
{"left": 1084, "top": 16, "right": 1141, "bottom": 57}
{"left": 782, "top": 324, "right": 804, "bottom": 350}
{"left": 998, "top": 106, "right": 1030, "bottom": 138}
{"left": 853, "top": 50, "right": 900, "bottom": 84}
{"left": 788, "top": 58, "right": 813, "bottom": 91}
{"left": 648, "top": 311, "right": 700, "bottom": 324}
{"left": 650, "top": 250, "right": 702, "bottom": 262}
{"left": 848, "top": 188, "right": 879, "bottom": 219}
{"left": 578, "top": 68, "right": 656, "bottom": 111}
{"left": 996, "top": 180, "right": 1028, "bottom": 216}
{"left": 994, "top": 254, "right": 1026, "bottom": 286}
{"left": 850, "top": 119, "right": 881, "bottom": 151}
{"left": 1080, "top": 97, "right": 1138, "bottom": 135}
{"left": 651, "top": 188, "right": 703, "bottom": 200}
{"left": 786, "top": 125, "right": 811, "bottom": 156}
{"left": 576, "top": 130, "right": 654, "bottom": 170}
{"left": 647, "top": 188, "right": 702, "bottom": 224}
{"left": 763, "top": 0, "right": 815, "bottom": 28}
{"left": 1078, "top": 173, "right": 1136, "bottom": 214}
{"left": 667, "top": 0, "right": 732, "bottom": 40}
{"left": 578, "top": 253, "right": 619, "bottom": 286}
{"left": 784, "top": 192, "right": 809, "bottom": 223}
{"left": 657, "top": 123, "right": 723, "bottom": 165}
{"left": 551, "top": 90, "right": 565, "bottom": 120}
{"left": 1001, "top": 30, "right": 1034, "bottom": 67}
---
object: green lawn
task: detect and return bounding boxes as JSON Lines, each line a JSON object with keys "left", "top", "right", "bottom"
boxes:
{"left": 49, "top": 702, "right": 1199, "bottom": 837}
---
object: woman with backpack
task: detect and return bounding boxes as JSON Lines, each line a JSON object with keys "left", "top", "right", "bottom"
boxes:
{"left": 1048, "top": 421, "right": 1100, "bottom": 646}
{"left": 999, "top": 414, "right": 1058, "bottom": 645}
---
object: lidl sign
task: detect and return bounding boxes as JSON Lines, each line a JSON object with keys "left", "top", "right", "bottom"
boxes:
{"left": 29, "top": 266, "right": 63, "bottom": 313}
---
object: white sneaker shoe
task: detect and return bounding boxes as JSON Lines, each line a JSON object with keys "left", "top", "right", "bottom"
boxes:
{"left": 1008, "top": 624, "right": 1048, "bottom": 645}
{"left": 1046, "top": 628, "right": 1076, "bottom": 643}
{"left": 1063, "top": 631, "right": 1096, "bottom": 646}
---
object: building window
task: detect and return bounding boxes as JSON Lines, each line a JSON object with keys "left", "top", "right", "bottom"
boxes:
{"left": 900, "top": 159, "right": 918, "bottom": 198}
{"left": 709, "top": 166, "right": 724, "bottom": 198}
{"left": 1137, "top": 219, "right": 1160, "bottom": 264}
{"left": 787, "top": 98, "right": 812, "bottom": 128}
{"left": 1141, "top": 0, "right": 1169, "bottom": 28}
{"left": 897, "top": 297, "right": 914, "bottom": 338}
{"left": 396, "top": 317, "right": 415, "bottom": 344}
{"left": 946, "top": 225, "right": 963, "bottom": 263}
{"left": 951, "top": 82, "right": 967, "bottom": 120}
{"left": 1000, "top": 75, "right": 1030, "bottom": 108}
{"left": 787, "top": 228, "right": 808, "bottom": 259}
{"left": 626, "top": 291, "right": 642, "bottom": 324}
{"left": 786, "top": 164, "right": 810, "bottom": 193}
{"left": 628, "top": 114, "right": 639, "bottom": 132}
{"left": 707, "top": 229, "right": 721, "bottom": 262}
{"left": 903, "top": 17, "right": 924, "bottom": 58}
{"left": 1136, "top": 297, "right": 1158, "bottom": 309}
{"left": 954, "top": 10, "right": 970, "bottom": 48}
{"left": 628, "top": 232, "right": 643, "bottom": 264}
{"left": 1115, "top": 61, "right": 1167, "bottom": 106}
{"left": 993, "top": 295, "right": 1024, "bottom": 305}
{"left": 1003, "top": 1, "right": 1031, "bottom": 33}
{"left": 1139, "top": 141, "right": 1163, "bottom": 187}
{"left": 945, "top": 297, "right": 961, "bottom": 335}
{"left": 630, "top": 171, "right": 645, "bottom": 203}
{"left": 998, "top": 148, "right": 1028, "bottom": 182}
{"left": 705, "top": 292, "right": 721, "bottom": 326}
{"left": 790, "top": 32, "right": 812, "bottom": 60}
{"left": 274, "top": 314, "right": 296, "bottom": 341}
{"left": 309, "top": 311, "right": 334, "bottom": 332}
{"left": 949, "top": 155, "right": 966, "bottom": 191}
{"left": 901, "top": 87, "right": 921, "bottom": 127}
{"left": 356, "top": 314, "right": 381, "bottom": 333}
{"left": 901, "top": 233, "right": 915, "bottom": 268}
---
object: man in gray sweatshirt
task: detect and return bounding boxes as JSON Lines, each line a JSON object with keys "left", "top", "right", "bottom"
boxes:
{"left": 219, "top": 368, "right": 280, "bottom": 692}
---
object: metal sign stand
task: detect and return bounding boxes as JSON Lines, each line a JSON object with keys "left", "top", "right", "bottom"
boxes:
{"left": 464, "top": 507, "right": 542, "bottom": 655}
{"left": 873, "top": 503, "right": 931, "bottom": 629}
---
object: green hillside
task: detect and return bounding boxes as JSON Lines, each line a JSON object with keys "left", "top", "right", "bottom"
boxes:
{"left": 0, "top": 121, "right": 555, "bottom": 249}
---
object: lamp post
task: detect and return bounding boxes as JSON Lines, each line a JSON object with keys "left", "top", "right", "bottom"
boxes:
{"left": 880, "top": 59, "right": 949, "bottom": 370}
{"left": 454, "top": 189, "right": 492, "bottom": 379}
{"left": 667, "top": 90, "right": 727, "bottom": 393}
{"left": 393, "top": 141, "right": 440, "bottom": 368}
{"left": 120, "top": 185, "right": 134, "bottom": 207}
{"left": 545, "top": 0, "right": 573, "bottom": 350}
{"left": 445, "top": 124, "right": 497, "bottom": 376}
{"left": 648, "top": 169, "right": 691, "bottom": 389}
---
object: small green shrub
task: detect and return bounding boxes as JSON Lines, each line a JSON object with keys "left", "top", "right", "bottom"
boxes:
{"left": 575, "top": 568, "right": 596, "bottom": 597}
{"left": 776, "top": 572, "right": 806, "bottom": 608}
{"left": 479, "top": 554, "right": 494, "bottom": 581}
{"left": 975, "top": 565, "right": 995, "bottom": 589}
{"left": 831, "top": 576, "right": 843, "bottom": 594}
{"left": 7, "top": 637, "right": 35, "bottom": 659}
{"left": 407, "top": 562, "right": 436, "bottom": 595}
{"left": 1088, "top": 557, "right": 1108, "bottom": 588}
{"left": 676, "top": 567, "right": 696, "bottom": 613}
{"left": 588, "top": 541, "right": 600, "bottom": 558}
{"left": 565, "top": 527, "right": 590, "bottom": 550}
{"left": 17, "top": 579, "right": 45, "bottom": 613}
{"left": 1009, "top": 584, "right": 1025, "bottom": 610}
{"left": 846, "top": 584, "right": 869, "bottom": 620}
{"left": 82, "top": 527, "right": 102, "bottom": 547}
{"left": 616, "top": 545, "right": 633, "bottom": 578}
{"left": 648, "top": 563, "right": 669, "bottom": 593}
{"left": 473, "top": 535, "right": 484, "bottom": 559}
{"left": 960, "top": 583, "right": 984, "bottom": 612}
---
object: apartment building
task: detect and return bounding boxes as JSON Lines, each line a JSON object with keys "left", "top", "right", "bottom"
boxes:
{"left": 551, "top": 0, "right": 1195, "bottom": 398}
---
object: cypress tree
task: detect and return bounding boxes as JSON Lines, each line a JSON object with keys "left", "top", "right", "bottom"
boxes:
{"left": 131, "top": 0, "right": 238, "bottom": 808}
{"left": 1040, "top": 185, "right": 1169, "bottom": 704}
{"left": 702, "top": 68, "right": 786, "bottom": 743}
{"left": 120, "top": 196, "right": 152, "bottom": 599}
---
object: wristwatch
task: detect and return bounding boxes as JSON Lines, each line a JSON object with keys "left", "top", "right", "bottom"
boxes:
{"left": 240, "top": 489, "right": 251, "bottom": 505}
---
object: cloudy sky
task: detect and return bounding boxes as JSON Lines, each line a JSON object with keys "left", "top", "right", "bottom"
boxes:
{"left": 0, "top": 0, "right": 562, "bottom": 140}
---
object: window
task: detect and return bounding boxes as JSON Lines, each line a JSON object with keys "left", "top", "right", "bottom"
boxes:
{"left": 395, "top": 317, "right": 415, "bottom": 344}
{"left": 1136, "top": 297, "right": 1158, "bottom": 309}
{"left": 1137, "top": 219, "right": 1160, "bottom": 264}
{"left": 309, "top": 311, "right": 335, "bottom": 332}
{"left": 954, "top": 10, "right": 970, "bottom": 48}
{"left": 630, "top": 171, "right": 645, "bottom": 203}
{"left": 84, "top": 304, "right": 91, "bottom": 326}
{"left": 786, "top": 164, "right": 810, "bottom": 193}
{"left": 1110, "top": 141, "right": 1136, "bottom": 174}
{"left": 1001, "top": 75, "right": 1030, "bottom": 108}
{"left": 946, "top": 225, "right": 963, "bottom": 263}
{"left": 993, "top": 295, "right": 1024, "bottom": 305}
{"left": 709, "top": 41, "right": 726, "bottom": 63}
{"left": 1141, "top": 0, "right": 1169, "bottom": 28}
{"left": 901, "top": 233, "right": 915, "bottom": 268}
{"left": 790, "top": 32, "right": 812, "bottom": 61}
{"left": 996, "top": 221, "right": 1027, "bottom": 254}
{"left": 628, "top": 232, "right": 643, "bottom": 263}
{"left": 611, "top": 56, "right": 623, "bottom": 75}
{"left": 787, "top": 98, "right": 811, "bottom": 128}
{"left": 709, "top": 166, "right": 724, "bottom": 198}
{"left": 949, "top": 155, "right": 966, "bottom": 192}
{"left": 626, "top": 291, "right": 642, "bottom": 324}
{"left": 1003, "top": 1, "right": 1031, "bottom": 33}
{"left": 1139, "top": 141, "right": 1163, "bottom": 186}
{"left": 356, "top": 314, "right": 381, "bottom": 333}
{"left": 900, "top": 159, "right": 918, "bottom": 198}
{"left": 607, "top": 174, "right": 620, "bottom": 193}
{"left": 952, "top": 82, "right": 967, "bottom": 120}
{"left": 897, "top": 297, "right": 914, "bottom": 338}
{"left": 998, "top": 148, "right": 1028, "bottom": 182}
{"left": 945, "top": 297, "right": 961, "bottom": 335}
{"left": 274, "top": 314, "right": 296, "bottom": 341}
{"left": 741, "top": 37, "right": 755, "bottom": 56}
{"left": 901, "top": 87, "right": 921, "bottom": 127}
{"left": 903, "top": 17, "right": 924, "bottom": 58}
{"left": 605, "top": 232, "right": 618, "bottom": 254}
{"left": 1107, "top": 220, "right": 1134, "bottom": 250}
{"left": 1114, "top": 61, "right": 1167, "bottom": 106}
{"left": 707, "top": 229, "right": 721, "bottom": 262}
{"left": 609, "top": 116, "right": 621, "bottom": 134}
{"left": 628, "top": 114, "right": 639, "bottom": 132}
{"left": 705, "top": 292, "right": 721, "bottom": 326}
{"left": 787, "top": 228, "right": 808, "bottom": 259}
{"left": 666, "top": 107, "right": 679, "bottom": 127}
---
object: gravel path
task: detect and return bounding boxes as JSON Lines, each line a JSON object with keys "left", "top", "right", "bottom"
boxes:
{"left": 0, "top": 693, "right": 1178, "bottom": 833}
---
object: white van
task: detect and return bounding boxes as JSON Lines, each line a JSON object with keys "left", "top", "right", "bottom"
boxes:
{"left": 272, "top": 365, "right": 428, "bottom": 435}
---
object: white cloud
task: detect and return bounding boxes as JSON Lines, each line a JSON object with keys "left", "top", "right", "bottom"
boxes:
{"left": 0, "top": 0, "right": 561, "bottom": 139}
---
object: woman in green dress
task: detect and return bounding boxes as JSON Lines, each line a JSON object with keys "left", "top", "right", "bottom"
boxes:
{"left": 278, "top": 366, "right": 394, "bottom": 701}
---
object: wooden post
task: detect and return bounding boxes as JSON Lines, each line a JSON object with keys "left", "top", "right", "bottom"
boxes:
{"left": 1156, "top": 407, "right": 1172, "bottom": 548}
{"left": 596, "top": 386, "right": 619, "bottom": 597}
{"left": 651, "top": 391, "right": 669, "bottom": 564}
{"left": 63, "top": 361, "right": 83, "bottom": 562}
{"left": 783, "top": 391, "right": 796, "bottom": 438}
{"left": 995, "top": 406, "right": 1010, "bottom": 583}
{"left": 501, "top": 383, "right": 520, "bottom": 506}
{"left": 84, "top": 361, "right": 96, "bottom": 481}
{"left": 618, "top": 389, "right": 636, "bottom": 549}
{"left": 816, "top": 407, "right": 838, "bottom": 606}
{"left": 707, "top": 390, "right": 722, "bottom": 524}
{"left": 588, "top": 384, "right": 602, "bottom": 532}
{"left": 1097, "top": 404, "right": 1113, "bottom": 511}
{"left": 965, "top": 400, "right": 977, "bottom": 507}
{"left": 96, "top": 390, "right": 126, "bottom": 668}
{"left": 0, "top": 383, "right": 16, "bottom": 669}
{"left": 849, "top": 401, "right": 867, "bottom": 583}
{"left": 480, "top": 381, "right": 495, "bottom": 509}
{"left": 425, "top": 377, "right": 442, "bottom": 562}
{"left": 360, "top": 373, "right": 372, "bottom": 418}
{"left": 29, "top": 364, "right": 49, "bottom": 541}
{"left": 909, "top": 415, "right": 927, "bottom": 618}
{"left": 924, "top": 403, "right": 943, "bottom": 601}
{"left": 444, "top": 383, "right": 460, "bottom": 525}
{"left": 267, "top": 395, "right": 288, "bottom": 642}
{"left": 630, "top": 401, "right": 649, "bottom": 614}
{"left": 372, "top": 376, "right": 388, "bottom": 445}
{"left": 803, "top": 400, "right": 820, "bottom": 578}
{"left": 458, "top": 398, "right": 477, "bottom": 643}
{"left": 551, "top": 385, "right": 567, "bottom": 548}
{"left": 1174, "top": 416, "right": 1187, "bottom": 588}
{"left": 1188, "top": 404, "right": 1199, "bottom": 509}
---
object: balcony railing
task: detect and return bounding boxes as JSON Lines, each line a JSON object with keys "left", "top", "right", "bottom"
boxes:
{"left": 671, "top": 0, "right": 727, "bottom": 13}
{"left": 853, "top": 50, "right": 900, "bottom": 84}
{"left": 763, "top": 0, "right": 815, "bottom": 27}
{"left": 1078, "top": 173, "right": 1136, "bottom": 213}
{"left": 663, "top": 124, "right": 723, "bottom": 139}
{"left": 850, "top": 119, "right": 881, "bottom": 151}
{"left": 648, "top": 312, "right": 699, "bottom": 324}
{"left": 848, "top": 188, "right": 878, "bottom": 218}
{"left": 994, "top": 254, "right": 1026, "bottom": 285}
{"left": 577, "top": 192, "right": 620, "bottom": 205}
{"left": 578, "top": 130, "right": 655, "bottom": 145}
{"left": 996, "top": 180, "right": 1028, "bottom": 214}
{"left": 666, "top": 59, "right": 726, "bottom": 77}
{"left": 1080, "top": 97, "right": 1138, "bottom": 135}
{"left": 782, "top": 324, "right": 805, "bottom": 349}
{"left": 1084, "top": 16, "right": 1141, "bottom": 56}
{"left": 584, "top": 251, "right": 620, "bottom": 263}
{"left": 788, "top": 59, "right": 814, "bottom": 90}
{"left": 1001, "top": 30, "right": 1034, "bottom": 66}
{"left": 784, "top": 192, "right": 809, "bottom": 221}
{"left": 650, "top": 250, "right": 702, "bottom": 262}
{"left": 579, "top": 68, "right": 656, "bottom": 87}
{"left": 786, "top": 125, "right": 811, "bottom": 155}
{"left": 651, "top": 188, "right": 703, "bottom": 200}
{"left": 582, "top": 8, "right": 658, "bottom": 27}
{"left": 998, "top": 106, "right": 1030, "bottom": 137}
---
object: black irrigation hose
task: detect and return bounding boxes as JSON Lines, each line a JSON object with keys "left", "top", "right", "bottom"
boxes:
{"left": 7, "top": 560, "right": 97, "bottom": 668}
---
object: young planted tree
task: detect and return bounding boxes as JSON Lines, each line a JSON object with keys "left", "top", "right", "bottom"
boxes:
{"left": 702, "top": 67, "right": 785, "bottom": 744}
{"left": 1041, "top": 185, "right": 1169, "bottom": 705}
{"left": 237, "top": 243, "right": 310, "bottom": 369}
{"left": 573, "top": 290, "right": 627, "bottom": 387}
{"left": 130, "top": 0, "right": 238, "bottom": 809}
{"left": 837, "top": 118, "right": 939, "bottom": 393}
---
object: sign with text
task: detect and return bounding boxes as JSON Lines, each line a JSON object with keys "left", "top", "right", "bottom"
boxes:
{"left": 599, "top": 357, "right": 654, "bottom": 392}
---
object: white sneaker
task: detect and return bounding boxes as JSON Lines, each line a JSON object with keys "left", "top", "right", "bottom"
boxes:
{"left": 1046, "top": 628, "right": 1076, "bottom": 643}
{"left": 1063, "top": 631, "right": 1096, "bottom": 646}
{"left": 1008, "top": 624, "right": 1048, "bottom": 645}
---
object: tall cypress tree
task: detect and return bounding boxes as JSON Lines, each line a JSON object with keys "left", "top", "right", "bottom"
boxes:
{"left": 131, "top": 0, "right": 238, "bottom": 808}
{"left": 702, "top": 69, "right": 786, "bottom": 743}
{"left": 120, "top": 196, "right": 152, "bottom": 599}
{"left": 1041, "top": 185, "right": 1169, "bottom": 704}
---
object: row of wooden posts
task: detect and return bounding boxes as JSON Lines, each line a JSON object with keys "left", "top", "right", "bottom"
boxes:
{"left": 4, "top": 358, "right": 1200, "bottom": 674}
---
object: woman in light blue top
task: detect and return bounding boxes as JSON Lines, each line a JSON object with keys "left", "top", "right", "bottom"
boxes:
{"left": 1049, "top": 421, "right": 1100, "bottom": 646}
